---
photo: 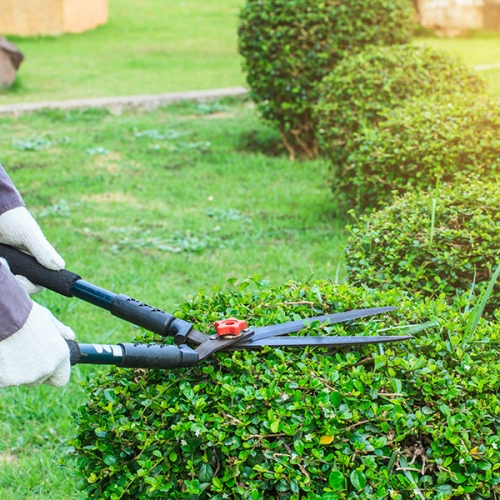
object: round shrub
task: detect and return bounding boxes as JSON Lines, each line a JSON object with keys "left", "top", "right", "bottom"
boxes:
{"left": 314, "top": 44, "right": 485, "bottom": 165}
{"left": 238, "top": 0, "right": 413, "bottom": 159}
{"left": 345, "top": 179, "right": 500, "bottom": 312}
{"left": 335, "top": 92, "right": 500, "bottom": 211}
{"left": 73, "top": 279, "right": 500, "bottom": 499}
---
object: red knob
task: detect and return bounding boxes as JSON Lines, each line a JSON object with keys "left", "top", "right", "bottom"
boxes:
{"left": 214, "top": 318, "right": 248, "bottom": 337}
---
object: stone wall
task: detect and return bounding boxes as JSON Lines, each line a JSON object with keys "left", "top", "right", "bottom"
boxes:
{"left": 0, "top": 0, "right": 107, "bottom": 36}
{"left": 63, "top": 0, "right": 107, "bottom": 34}
{"left": 415, "top": 0, "right": 500, "bottom": 35}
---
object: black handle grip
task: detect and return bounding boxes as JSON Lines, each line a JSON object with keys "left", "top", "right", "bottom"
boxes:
{"left": 67, "top": 340, "right": 199, "bottom": 369}
{"left": 109, "top": 294, "right": 194, "bottom": 343}
{"left": 0, "top": 244, "right": 194, "bottom": 342}
{"left": 0, "top": 243, "right": 80, "bottom": 297}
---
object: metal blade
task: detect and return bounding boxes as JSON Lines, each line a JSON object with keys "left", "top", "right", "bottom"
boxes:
{"left": 227, "top": 334, "right": 411, "bottom": 350}
{"left": 195, "top": 329, "right": 255, "bottom": 360}
{"left": 250, "top": 306, "right": 397, "bottom": 342}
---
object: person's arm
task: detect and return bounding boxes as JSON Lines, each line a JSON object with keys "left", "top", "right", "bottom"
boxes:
{"left": 0, "top": 262, "right": 75, "bottom": 388}
{"left": 0, "top": 164, "right": 24, "bottom": 214}
{"left": 0, "top": 260, "right": 32, "bottom": 341}
{"left": 0, "top": 164, "right": 75, "bottom": 388}
{"left": 0, "top": 165, "right": 32, "bottom": 339}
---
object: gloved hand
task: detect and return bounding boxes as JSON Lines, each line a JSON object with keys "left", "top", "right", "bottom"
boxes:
{"left": 0, "top": 299, "right": 75, "bottom": 388}
{"left": 0, "top": 206, "right": 65, "bottom": 293}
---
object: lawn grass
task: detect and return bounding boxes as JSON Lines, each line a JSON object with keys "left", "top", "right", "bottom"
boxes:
{"left": 0, "top": 97, "right": 345, "bottom": 499}
{"left": 417, "top": 31, "right": 500, "bottom": 96}
{"left": 1, "top": 0, "right": 246, "bottom": 104}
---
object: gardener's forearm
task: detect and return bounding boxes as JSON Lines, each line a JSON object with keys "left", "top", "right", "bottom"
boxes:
{"left": 0, "top": 164, "right": 24, "bottom": 215}
{"left": 0, "top": 262, "right": 32, "bottom": 341}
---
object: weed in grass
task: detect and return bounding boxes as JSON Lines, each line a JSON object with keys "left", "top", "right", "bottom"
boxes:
{"left": 38, "top": 199, "right": 72, "bottom": 218}
{"left": 195, "top": 100, "right": 232, "bottom": 114}
{"left": 206, "top": 207, "right": 252, "bottom": 223}
{"left": 12, "top": 136, "right": 52, "bottom": 151}
{"left": 85, "top": 146, "right": 109, "bottom": 156}
{"left": 461, "top": 263, "right": 500, "bottom": 350}
{"left": 169, "top": 141, "right": 211, "bottom": 153}
{"left": 109, "top": 229, "right": 223, "bottom": 254}
{"left": 133, "top": 128, "right": 189, "bottom": 140}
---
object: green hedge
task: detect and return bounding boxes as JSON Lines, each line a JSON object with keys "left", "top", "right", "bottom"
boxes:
{"left": 73, "top": 279, "right": 500, "bottom": 499}
{"left": 345, "top": 179, "right": 500, "bottom": 313}
{"left": 333, "top": 92, "right": 500, "bottom": 212}
{"left": 314, "top": 44, "right": 485, "bottom": 166}
{"left": 238, "top": 0, "right": 413, "bottom": 160}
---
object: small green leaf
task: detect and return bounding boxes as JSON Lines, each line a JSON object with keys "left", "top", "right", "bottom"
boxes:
{"left": 103, "top": 389, "right": 116, "bottom": 403}
{"left": 293, "top": 439, "right": 305, "bottom": 456}
{"left": 350, "top": 470, "right": 366, "bottom": 490}
{"left": 103, "top": 454, "right": 117, "bottom": 466}
{"left": 198, "top": 463, "right": 214, "bottom": 483}
{"left": 328, "top": 470, "right": 344, "bottom": 489}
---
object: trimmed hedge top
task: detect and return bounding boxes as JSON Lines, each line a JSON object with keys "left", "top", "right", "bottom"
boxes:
{"left": 74, "top": 279, "right": 500, "bottom": 499}
{"left": 333, "top": 92, "right": 500, "bottom": 212}
{"left": 345, "top": 179, "right": 500, "bottom": 313}
{"left": 314, "top": 43, "right": 485, "bottom": 164}
{"left": 238, "top": 0, "right": 413, "bottom": 159}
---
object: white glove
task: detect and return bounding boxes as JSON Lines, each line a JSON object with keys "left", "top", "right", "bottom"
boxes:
{"left": 0, "top": 206, "right": 65, "bottom": 293}
{"left": 0, "top": 301, "right": 75, "bottom": 388}
{"left": 0, "top": 257, "right": 41, "bottom": 294}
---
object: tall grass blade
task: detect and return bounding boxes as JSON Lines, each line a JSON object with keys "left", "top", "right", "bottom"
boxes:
{"left": 429, "top": 197, "right": 437, "bottom": 247}
{"left": 334, "top": 259, "right": 342, "bottom": 284}
{"left": 376, "top": 320, "right": 438, "bottom": 335}
{"left": 429, "top": 179, "right": 440, "bottom": 247}
{"left": 464, "top": 266, "right": 477, "bottom": 314}
{"left": 462, "top": 264, "right": 500, "bottom": 349}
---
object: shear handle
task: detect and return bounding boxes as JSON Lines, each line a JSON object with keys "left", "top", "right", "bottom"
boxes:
{"left": 0, "top": 243, "right": 192, "bottom": 342}
{"left": 67, "top": 341, "right": 199, "bottom": 369}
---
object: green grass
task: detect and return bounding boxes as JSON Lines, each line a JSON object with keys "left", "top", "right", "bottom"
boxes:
{"left": 417, "top": 31, "right": 500, "bottom": 95}
{"left": 0, "top": 98, "right": 345, "bottom": 499}
{"left": 1, "top": 0, "right": 246, "bottom": 104}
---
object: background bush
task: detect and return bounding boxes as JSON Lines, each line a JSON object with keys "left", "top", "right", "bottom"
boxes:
{"left": 314, "top": 44, "right": 485, "bottom": 166}
{"left": 73, "top": 279, "right": 500, "bottom": 499}
{"left": 238, "top": 0, "right": 414, "bottom": 160}
{"left": 345, "top": 179, "right": 500, "bottom": 313}
{"left": 333, "top": 92, "right": 500, "bottom": 212}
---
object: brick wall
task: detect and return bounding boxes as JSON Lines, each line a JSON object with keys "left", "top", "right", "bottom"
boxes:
{"left": 415, "top": 0, "right": 500, "bottom": 35}
{"left": 0, "top": 0, "right": 107, "bottom": 36}
{"left": 63, "top": 0, "right": 108, "bottom": 34}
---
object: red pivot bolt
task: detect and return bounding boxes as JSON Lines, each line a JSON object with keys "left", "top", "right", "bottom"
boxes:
{"left": 214, "top": 318, "right": 248, "bottom": 337}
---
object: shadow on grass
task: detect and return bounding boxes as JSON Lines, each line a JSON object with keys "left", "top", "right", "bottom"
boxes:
{"left": 237, "top": 127, "right": 286, "bottom": 157}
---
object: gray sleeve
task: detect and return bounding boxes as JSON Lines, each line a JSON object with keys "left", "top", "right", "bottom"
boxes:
{"left": 0, "top": 164, "right": 24, "bottom": 215}
{"left": 0, "top": 262, "right": 32, "bottom": 341}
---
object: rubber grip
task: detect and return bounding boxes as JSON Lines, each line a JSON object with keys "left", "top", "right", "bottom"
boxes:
{"left": 110, "top": 294, "right": 177, "bottom": 336}
{"left": 67, "top": 340, "right": 81, "bottom": 365}
{"left": 120, "top": 343, "right": 199, "bottom": 369}
{"left": 66, "top": 340, "right": 199, "bottom": 369}
{"left": 0, "top": 243, "right": 80, "bottom": 297}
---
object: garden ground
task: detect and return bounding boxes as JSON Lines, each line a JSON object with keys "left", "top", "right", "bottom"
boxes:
{"left": 1, "top": 2, "right": 500, "bottom": 496}
{"left": 0, "top": 98, "right": 343, "bottom": 499}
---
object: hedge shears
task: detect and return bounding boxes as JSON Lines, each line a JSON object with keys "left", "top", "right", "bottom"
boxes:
{"left": 0, "top": 244, "right": 411, "bottom": 370}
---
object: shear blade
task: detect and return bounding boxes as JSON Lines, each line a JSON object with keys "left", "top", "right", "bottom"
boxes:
{"left": 228, "top": 334, "right": 412, "bottom": 350}
{"left": 250, "top": 306, "right": 397, "bottom": 342}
